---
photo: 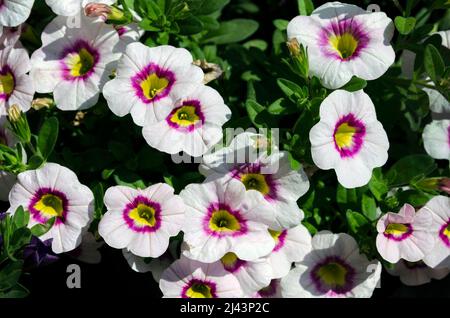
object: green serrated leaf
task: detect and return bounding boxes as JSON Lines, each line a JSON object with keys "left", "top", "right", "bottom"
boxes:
{"left": 203, "top": 19, "right": 259, "bottom": 45}
{"left": 30, "top": 217, "right": 55, "bottom": 237}
{"left": 394, "top": 16, "right": 416, "bottom": 35}
{"left": 37, "top": 117, "right": 59, "bottom": 160}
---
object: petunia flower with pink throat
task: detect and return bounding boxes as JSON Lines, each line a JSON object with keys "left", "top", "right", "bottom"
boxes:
{"left": 421, "top": 196, "right": 450, "bottom": 268}
{"left": 309, "top": 90, "right": 389, "bottom": 188}
{"left": 287, "top": 2, "right": 395, "bottom": 89}
{"left": 103, "top": 42, "right": 204, "bottom": 127}
{"left": 180, "top": 178, "right": 275, "bottom": 263}
{"left": 7, "top": 163, "right": 94, "bottom": 254}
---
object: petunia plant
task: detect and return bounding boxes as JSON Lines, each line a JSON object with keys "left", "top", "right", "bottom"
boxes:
{"left": 0, "top": 0, "right": 449, "bottom": 300}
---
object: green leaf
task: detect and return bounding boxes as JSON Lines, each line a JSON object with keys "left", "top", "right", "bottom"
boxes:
{"left": 27, "top": 154, "right": 45, "bottom": 170}
{"left": 361, "top": 194, "right": 378, "bottom": 221}
{"left": 190, "top": 0, "right": 230, "bottom": 15}
{"left": 297, "top": 0, "right": 314, "bottom": 15}
{"left": 245, "top": 100, "right": 265, "bottom": 128}
{"left": 267, "top": 98, "right": 286, "bottom": 115}
{"left": 178, "top": 16, "right": 204, "bottom": 35}
{"left": 12, "top": 207, "right": 29, "bottom": 229}
{"left": 30, "top": 217, "right": 55, "bottom": 237}
{"left": 396, "top": 190, "right": 434, "bottom": 206}
{"left": 273, "top": 19, "right": 289, "bottom": 30}
{"left": 243, "top": 39, "right": 268, "bottom": 51}
{"left": 346, "top": 210, "right": 369, "bottom": 234}
{"left": 337, "top": 185, "right": 358, "bottom": 205}
{"left": 92, "top": 183, "right": 104, "bottom": 220}
{"left": 394, "top": 16, "right": 416, "bottom": 35}
{"left": 424, "top": 44, "right": 445, "bottom": 83}
{"left": 203, "top": 19, "right": 259, "bottom": 45}
{"left": 37, "top": 117, "right": 59, "bottom": 159}
{"left": 341, "top": 76, "right": 367, "bottom": 92}
{"left": 0, "top": 283, "right": 29, "bottom": 298}
{"left": 9, "top": 227, "right": 32, "bottom": 255}
{"left": 386, "top": 154, "right": 437, "bottom": 187}
{"left": 0, "top": 260, "right": 24, "bottom": 291}
{"left": 369, "top": 168, "right": 389, "bottom": 201}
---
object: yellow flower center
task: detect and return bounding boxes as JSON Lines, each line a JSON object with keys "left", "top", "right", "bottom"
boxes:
{"left": 67, "top": 48, "right": 96, "bottom": 77}
{"left": 334, "top": 122, "right": 357, "bottom": 149}
{"left": 34, "top": 194, "right": 64, "bottom": 218}
{"left": 209, "top": 209, "right": 241, "bottom": 233}
{"left": 241, "top": 173, "right": 270, "bottom": 195}
{"left": 268, "top": 229, "right": 283, "bottom": 244}
{"left": 169, "top": 105, "right": 201, "bottom": 127}
{"left": 0, "top": 71, "right": 15, "bottom": 96}
{"left": 317, "top": 262, "right": 348, "bottom": 287}
{"left": 129, "top": 203, "right": 157, "bottom": 227}
{"left": 140, "top": 73, "right": 169, "bottom": 100}
{"left": 329, "top": 33, "right": 358, "bottom": 60}
{"left": 185, "top": 283, "right": 213, "bottom": 298}
{"left": 221, "top": 252, "right": 239, "bottom": 267}
{"left": 384, "top": 223, "right": 410, "bottom": 236}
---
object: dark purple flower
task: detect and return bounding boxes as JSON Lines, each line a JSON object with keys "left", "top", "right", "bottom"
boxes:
{"left": 23, "top": 237, "right": 59, "bottom": 269}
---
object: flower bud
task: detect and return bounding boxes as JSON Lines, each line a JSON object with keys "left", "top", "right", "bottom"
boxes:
{"left": 85, "top": 4, "right": 130, "bottom": 25}
{"left": 31, "top": 98, "right": 54, "bottom": 110}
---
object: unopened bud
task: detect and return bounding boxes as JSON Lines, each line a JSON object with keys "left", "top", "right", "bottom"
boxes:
{"left": 7, "top": 104, "right": 31, "bottom": 144}
{"left": 287, "top": 38, "right": 301, "bottom": 57}
{"left": 193, "top": 60, "right": 223, "bottom": 84}
{"left": 31, "top": 98, "right": 54, "bottom": 110}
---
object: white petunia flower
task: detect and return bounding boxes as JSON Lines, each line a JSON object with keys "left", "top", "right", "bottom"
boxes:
{"left": 30, "top": 14, "right": 121, "bottom": 111}
{"left": 200, "top": 132, "right": 310, "bottom": 230}
{"left": 386, "top": 260, "right": 450, "bottom": 286}
{"left": 422, "top": 120, "right": 450, "bottom": 160}
{"left": 421, "top": 196, "right": 450, "bottom": 268}
{"left": 103, "top": 42, "right": 203, "bottom": 126}
{"left": 281, "top": 231, "right": 381, "bottom": 298}
{"left": 0, "top": 26, "right": 23, "bottom": 49}
{"left": 287, "top": 1, "right": 395, "bottom": 89}
{"left": 309, "top": 90, "right": 389, "bottom": 188}
{"left": 45, "top": 0, "right": 114, "bottom": 16}
{"left": 67, "top": 232, "right": 103, "bottom": 264}
{"left": 142, "top": 84, "right": 231, "bottom": 157}
{"left": 376, "top": 204, "right": 434, "bottom": 264}
{"left": 122, "top": 247, "right": 175, "bottom": 283}
{"left": 160, "top": 256, "right": 243, "bottom": 298}
{"left": 0, "top": 115, "right": 17, "bottom": 201}
{"left": 180, "top": 179, "right": 275, "bottom": 263}
{"left": 266, "top": 225, "right": 312, "bottom": 278}
{"left": 0, "top": 0, "right": 34, "bottom": 27}
{"left": 115, "top": 23, "right": 144, "bottom": 52}
{"left": 0, "top": 46, "right": 34, "bottom": 115}
{"left": 98, "top": 183, "right": 185, "bottom": 258}
{"left": 253, "top": 279, "right": 283, "bottom": 298}
{"left": 8, "top": 163, "right": 95, "bottom": 254}
{"left": 219, "top": 252, "right": 273, "bottom": 296}
{"left": 423, "top": 31, "right": 450, "bottom": 114}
